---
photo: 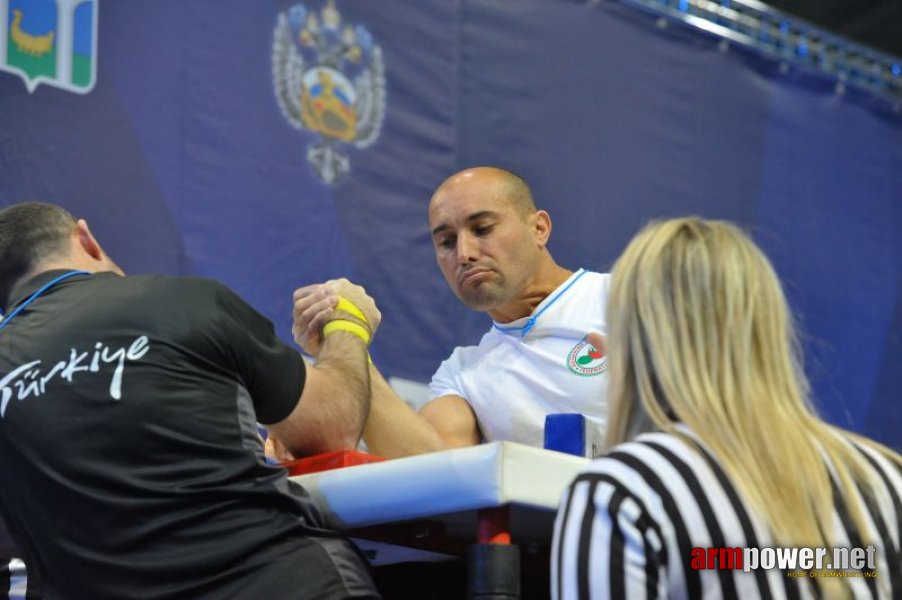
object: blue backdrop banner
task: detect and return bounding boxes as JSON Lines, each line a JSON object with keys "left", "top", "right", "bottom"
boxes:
{"left": 1, "top": 0, "right": 899, "bottom": 448}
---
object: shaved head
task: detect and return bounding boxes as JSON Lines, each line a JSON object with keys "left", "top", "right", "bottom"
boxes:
{"left": 427, "top": 166, "right": 560, "bottom": 318}
{"left": 431, "top": 167, "right": 537, "bottom": 219}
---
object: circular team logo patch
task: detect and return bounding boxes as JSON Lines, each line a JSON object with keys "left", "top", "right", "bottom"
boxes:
{"left": 567, "top": 335, "right": 607, "bottom": 377}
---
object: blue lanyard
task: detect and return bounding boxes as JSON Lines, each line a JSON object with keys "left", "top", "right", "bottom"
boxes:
{"left": 493, "top": 268, "right": 588, "bottom": 337}
{"left": 0, "top": 270, "right": 90, "bottom": 332}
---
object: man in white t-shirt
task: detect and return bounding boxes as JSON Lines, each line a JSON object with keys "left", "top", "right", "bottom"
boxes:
{"left": 293, "top": 167, "right": 609, "bottom": 457}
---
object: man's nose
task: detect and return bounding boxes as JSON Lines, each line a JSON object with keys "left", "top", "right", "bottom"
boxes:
{"left": 457, "top": 232, "right": 480, "bottom": 264}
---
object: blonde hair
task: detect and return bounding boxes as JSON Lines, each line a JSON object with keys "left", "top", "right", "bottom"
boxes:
{"left": 605, "top": 218, "right": 900, "bottom": 559}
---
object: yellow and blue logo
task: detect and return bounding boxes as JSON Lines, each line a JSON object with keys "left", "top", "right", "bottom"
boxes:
{"left": 273, "top": 0, "right": 386, "bottom": 184}
{"left": 0, "top": 0, "right": 98, "bottom": 94}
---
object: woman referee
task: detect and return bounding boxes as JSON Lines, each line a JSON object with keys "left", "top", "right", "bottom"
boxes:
{"left": 552, "top": 218, "right": 900, "bottom": 599}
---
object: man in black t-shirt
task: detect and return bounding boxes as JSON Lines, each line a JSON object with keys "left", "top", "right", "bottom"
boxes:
{"left": 0, "top": 202, "right": 381, "bottom": 599}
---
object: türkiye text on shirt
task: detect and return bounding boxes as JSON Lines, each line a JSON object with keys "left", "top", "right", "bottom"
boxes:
{"left": 0, "top": 335, "right": 149, "bottom": 417}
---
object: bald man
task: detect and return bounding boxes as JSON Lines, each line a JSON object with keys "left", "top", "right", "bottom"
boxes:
{"left": 293, "top": 167, "right": 611, "bottom": 457}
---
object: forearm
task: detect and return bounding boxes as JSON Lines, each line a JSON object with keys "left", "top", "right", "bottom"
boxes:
{"left": 281, "top": 279, "right": 381, "bottom": 455}
{"left": 275, "top": 330, "right": 371, "bottom": 456}
{"left": 312, "top": 330, "right": 371, "bottom": 445}
{"left": 363, "top": 366, "right": 450, "bottom": 458}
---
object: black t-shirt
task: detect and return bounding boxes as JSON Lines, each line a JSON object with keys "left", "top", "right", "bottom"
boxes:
{"left": 0, "top": 271, "right": 337, "bottom": 598}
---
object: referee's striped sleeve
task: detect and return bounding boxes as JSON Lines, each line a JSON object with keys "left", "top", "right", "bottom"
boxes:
{"left": 552, "top": 473, "right": 665, "bottom": 600}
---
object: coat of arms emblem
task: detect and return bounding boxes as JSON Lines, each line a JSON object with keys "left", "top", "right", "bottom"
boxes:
{"left": 0, "top": 0, "right": 98, "bottom": 94}
{"left": 272, "top": 1, "right": 386, "bottom": 184}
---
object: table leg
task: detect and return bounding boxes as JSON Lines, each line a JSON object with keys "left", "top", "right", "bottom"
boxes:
{"left": 468, "top": 507, "right": 520, "bottom": 599}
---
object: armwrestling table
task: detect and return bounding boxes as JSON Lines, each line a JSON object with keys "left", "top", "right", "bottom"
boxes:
{"left": 290, "top": 442, "right": 589, "bottom": 599}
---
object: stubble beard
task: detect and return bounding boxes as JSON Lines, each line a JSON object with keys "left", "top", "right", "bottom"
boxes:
{"left": 457, "top": 277, "right": 509, "bottom": 312}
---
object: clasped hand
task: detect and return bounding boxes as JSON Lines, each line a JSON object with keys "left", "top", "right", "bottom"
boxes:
{"left": 291, "top": 278, "right": 381, "bottom": 356}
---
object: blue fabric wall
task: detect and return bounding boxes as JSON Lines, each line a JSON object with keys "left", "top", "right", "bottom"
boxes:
{"left": 1, "top": 0, "right": 899, "bottom": 448}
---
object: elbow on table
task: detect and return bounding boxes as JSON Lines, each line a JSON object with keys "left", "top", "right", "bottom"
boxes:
{"left": 283, "top": 425, "right": 363, "bottom": 458}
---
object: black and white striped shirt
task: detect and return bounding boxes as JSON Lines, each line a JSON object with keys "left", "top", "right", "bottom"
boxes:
{"left": 552, "top": 427, "right": 900, "bottom": 599}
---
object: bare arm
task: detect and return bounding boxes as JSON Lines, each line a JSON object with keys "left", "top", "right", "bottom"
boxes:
{"left": 268, "top": 331, "right": 370, "bottom": 456}
{"left": 269, "top": 279, "right": 380, "bottom": 457}
{"left": 363, "top": 366, "right": 480, "bottom": 458}
{"left": 290, "top": 279, "right": 479, "bottom": 458}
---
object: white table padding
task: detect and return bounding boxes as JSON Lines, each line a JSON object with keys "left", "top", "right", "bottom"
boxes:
{"left": 291, "top": 442, "right": 590, "bottom": 529}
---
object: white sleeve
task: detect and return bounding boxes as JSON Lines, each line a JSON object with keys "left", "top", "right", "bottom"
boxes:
{"left": 427, "top": 349, "right": 465, "bottom": 400}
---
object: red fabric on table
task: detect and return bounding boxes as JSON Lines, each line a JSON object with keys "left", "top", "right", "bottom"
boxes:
{"left": 282, "top": 450, "right": 385, "bottom": 476}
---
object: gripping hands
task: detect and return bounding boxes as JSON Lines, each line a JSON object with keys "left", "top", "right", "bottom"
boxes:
{"left": 292, "top": 278, "right": 381, "bottom": 356}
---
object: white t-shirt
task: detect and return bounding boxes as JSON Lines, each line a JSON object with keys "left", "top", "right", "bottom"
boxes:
{"left": 429, "top": 269, "right": 610, "bottom": 447}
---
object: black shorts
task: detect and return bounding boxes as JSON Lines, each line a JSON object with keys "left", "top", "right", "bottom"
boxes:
{"left": 302, "top": 535, "right": 381, "bottom": 600}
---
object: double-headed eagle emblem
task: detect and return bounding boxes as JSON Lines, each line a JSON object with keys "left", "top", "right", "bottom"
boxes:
{"left": 273, "top": 1, "right": 386, "bottom": 184}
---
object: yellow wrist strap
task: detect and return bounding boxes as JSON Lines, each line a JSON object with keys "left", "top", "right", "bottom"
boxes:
{"left": 323, "top": 319, "right": 371, "bottom": 345}
{"left": 335, "top": 296, "right": 368, "bottom": 324}
{"left": 322, "top": 319, "right": 374, "bottom": 364}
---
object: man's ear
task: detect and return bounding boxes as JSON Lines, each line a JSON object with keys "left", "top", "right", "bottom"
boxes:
{"left": 75, "top": 219, "right": 104, "bottom": 261}
{"left": 533, "top": 210, "right": 552, "bottom": 248}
